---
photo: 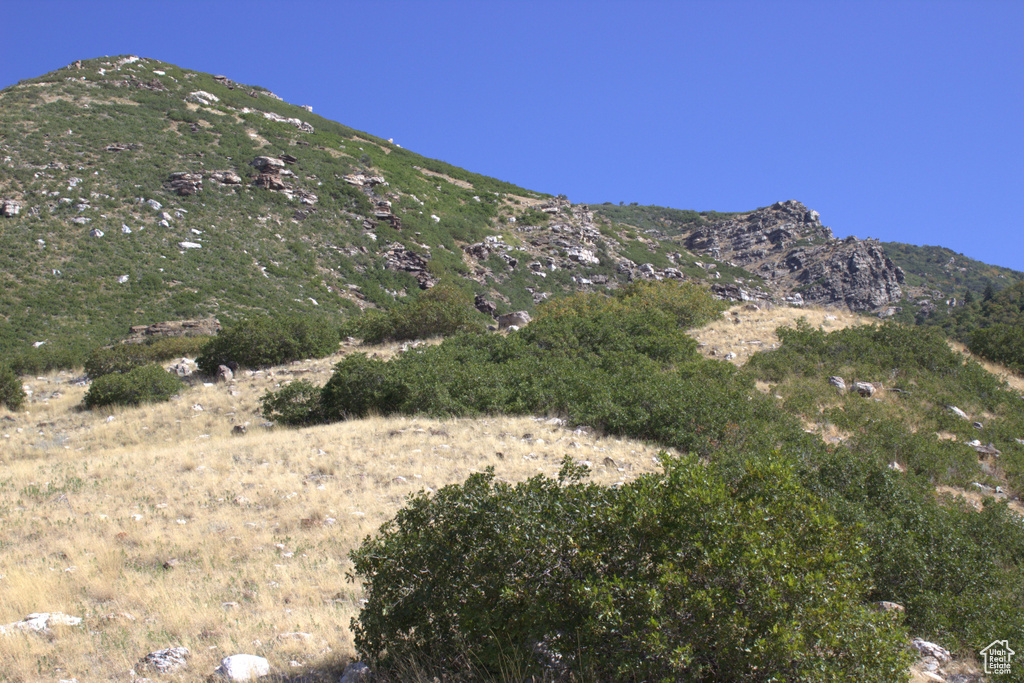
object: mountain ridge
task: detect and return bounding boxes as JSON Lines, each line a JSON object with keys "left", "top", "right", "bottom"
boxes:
{"left": 0, "top": 55, "right": 1018, "bottom": 362}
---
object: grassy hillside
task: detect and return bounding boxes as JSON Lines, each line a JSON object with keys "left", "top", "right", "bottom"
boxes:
{"left": 0, "top": 56, "right": 741, "bottom": 371}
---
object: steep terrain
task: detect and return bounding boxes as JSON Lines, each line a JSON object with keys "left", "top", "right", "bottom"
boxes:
{"left": 0, "top": 55, "right": 741, "bottom": 359}
{"left": 596, "top": 200, "right": 907, "bottom": 310}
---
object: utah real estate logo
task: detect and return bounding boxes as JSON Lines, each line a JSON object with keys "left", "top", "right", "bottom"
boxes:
{"left": 981, "top": 640, "right": 1015, "bottom": 675}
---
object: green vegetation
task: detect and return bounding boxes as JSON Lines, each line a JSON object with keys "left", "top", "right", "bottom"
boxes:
{"left": 341, "top": 281, "right": 486, "bottom": 345}
{"left": 0, "top": 364, "right": 26, "bottom": 410}
{"left": 881, "top": 241, "right": 1024, "bottom": 301}
{"left": 351, "top": 456, "right": 912, "bottom": 682}
{"left": 196, "top": 314, "right": 338, "bottom": 374}
{"left": 592, "top": 202, "right": 741, "bottom": 237}
{"left": 82, "top": 363, "right": 183, "bottom": 408}
{"left": 84, "top": 336, "right": 210, "bottom": 379}
{"left": 308, "top": 282, "right": 1024, "bottom": 680}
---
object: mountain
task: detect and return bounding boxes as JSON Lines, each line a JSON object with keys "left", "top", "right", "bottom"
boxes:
{"left": 0, "top": 55, "right": 1015, "bottom": 364}
{"left": 0, "top": 55, "right": 753, "bottom": 361}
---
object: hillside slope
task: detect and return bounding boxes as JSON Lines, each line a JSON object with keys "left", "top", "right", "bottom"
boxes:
{"left": 0, "top": 56, "right": 741, "bottom": 359}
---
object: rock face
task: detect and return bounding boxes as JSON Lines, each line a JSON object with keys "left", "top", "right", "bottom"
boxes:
{"left": 681, "top": 200, "right": 904, "bottom": 311}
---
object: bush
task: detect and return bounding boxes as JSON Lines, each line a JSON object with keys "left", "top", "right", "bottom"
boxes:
{"left": 85, "top": 337, "right": 211, "bottom": 379}
{"left": 0, "top": 364, "right": 25, "bottom": 411}
{"left": 345, "top": 282, "right": 485, "bottom": 345}
{"left": 970, "top": 323, "right": 1024, "bottom": 374}
{"left": 197, "top": 314, "right": 338, "bottom": 374}
{"left": 350, "top": 454, "right": 913, "bottom": 681}
{"left": 259, "top": 379, "right": 323, "bottom": 426}
{"left": 83, "top": 363, "right": 183, "bottom": 408}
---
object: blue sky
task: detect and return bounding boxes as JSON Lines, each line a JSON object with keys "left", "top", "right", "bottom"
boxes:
{"left": 3, "top": 0, "right": 1022, "bottom": 271}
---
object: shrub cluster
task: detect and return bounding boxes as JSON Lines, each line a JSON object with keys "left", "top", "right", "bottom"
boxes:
{"left": 342, "top": 282, "right": 486, "bottom": 345}
{"left": 268, "top": 283, "right": 1024, "bottom": 678}
{"left": 83, "top": 363, "right": 183, "bottom": 408}
{"left": 85, "top": 336, "right": 211, "bottom": 379}
{"left": 197, "top": 314, "right": 338, "bottom": 374}
{"left": 0, "top": 364, "right": 25, "bottom": 411}
{"left": 351, "top": 454, "right": 912, "bottom": 681}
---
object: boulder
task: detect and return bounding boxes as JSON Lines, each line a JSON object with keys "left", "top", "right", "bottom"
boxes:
{"left": 828, "top": 376, "right": 847, "bottom": 392}
{"left": 252, "top": 156, "right": 286, "bottom": 172}
{"left": 0, "top": 199, "right": 21, "bottom": 217}
{"left": 89, "top": 228, "right": 104, "bottom": 238}
{"left": 215, "top": 654, "right": 270, "bottom": 681}
{"left": 217, "top": 365, "right": 234, "bottom": 383}
{"left": 497, "top": 311, "right": 531, "bottom": 330}
{"left": 852, "top": 381, "right": 876, "bottom": 397}
{"left": 211, "top": 170, "right": 242, "bottom": 184}
{"left": 137, "top": 647, "right": 190, "bottom": 674}
{"left": 474, "top": 294, "right": 497, "bottom": 315}
{"left": 911, "top": 638, "right": 951, "bottom": 669}
{"left": 948, "top": 406, "right": 970, "bottom": 420}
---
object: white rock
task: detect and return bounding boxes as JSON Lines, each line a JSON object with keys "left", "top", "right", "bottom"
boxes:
{"left": 911, "top": 638, "right": 951, "bottom": 665}
{"left": 430, "top": 214, "right": 440, "bottom": 223}
{"left": 216, "top": 654, "right": 270, "bottom": 681}
{"left": 948, "top": 406, "right": 969, "bottom": 420}
{"left": 146, "top": 199, "right": 162, "bottom": 211}
{"left": 0, "top": 612, "right": 82, "bottom": 635}
{"left": 89, "top": 228, "right": 104, "bottom": 238}
{"left": 179, "top": 241, "right": 202, "bottom": 249}
{"left": 117, "top": 275, "right": 129, "bottom": 284}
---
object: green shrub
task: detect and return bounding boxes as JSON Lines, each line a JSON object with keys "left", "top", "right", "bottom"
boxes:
{"left": 83, "top": 363, "right": 183, "bottom": 408}
{"left": 0, "top": 364, "right": 26, "bottom": 411}
{"left": 196, "top": 314, "right": 338, "bottom": 374}
{"left": 970, "top": 323, "right": 1024, "bottom": 374}
{"left": 86, "top": 337, "right": 213, "bottom": 379}
{"left": 259, "top": 379, "right": 323, "bottom": 426}
{"left": 346, "top": 282, "right": 485, "bottom": 345}
{"left": 350, "top": 454, "right": 913, "bottom": 681}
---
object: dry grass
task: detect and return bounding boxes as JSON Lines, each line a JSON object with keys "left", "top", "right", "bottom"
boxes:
{"left": 690, "top": 304, "right": 873, "bottom": 366}
{"left": 0, "top": 346, "right": 669, "bottom": 682}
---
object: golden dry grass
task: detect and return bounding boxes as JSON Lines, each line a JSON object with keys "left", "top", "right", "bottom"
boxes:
{"left": 0, "top": 346, "right": 669, "bottom": 682}
{"left": 690, "top": 303, "right": 873, "bottom": 366}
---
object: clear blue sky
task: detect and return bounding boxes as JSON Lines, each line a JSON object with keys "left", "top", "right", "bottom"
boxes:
{"left": 3, "top": 1, "right": 1022, "bottom": 271}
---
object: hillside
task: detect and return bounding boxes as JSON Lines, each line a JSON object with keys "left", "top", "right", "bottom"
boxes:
{"left": 0, "top": 55, "right": 746, "bottom": 364}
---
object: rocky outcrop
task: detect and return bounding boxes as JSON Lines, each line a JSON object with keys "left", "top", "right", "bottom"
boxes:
{"left": 794, "top": 239, "right": 904, "bottom": 310}
{"left": 166, "top": 171, "right": 202, "bottom": 196}
{"left": 680, "top": 200, "right": 904, "bottom": 311}
{"left": 383, "top": 242, "right": 435, "bottom": 289}
{"left": 125, "top": 317, "right": 220, "bottom": 344}
{"left": 1, "top": 199, "right": 21, "bottom": 217}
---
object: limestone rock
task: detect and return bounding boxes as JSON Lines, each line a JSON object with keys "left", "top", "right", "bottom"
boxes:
{"left": 852, "top": 381, "right": 876, "bottom": 397}
{"left": 949, "top": 406, "right": 970, "bottom": 420}
{"left": 912, "top": 638, "right": 951, "bottom": 669}
{"left": 828, "top": 376, "right": 847, "bottom": 392}
{"left": 680, "top": 200, "right": 904, "bottom": 310}
{"left": 497, "top": 311, "right": 531, "bottom": 330}
{"left": 211, "top": 170, "right": 242, "bottom": 184}
{"left": 217, "top": 365, "right": 234, "bottom": 382}
{"left": 126, "top": 318, "right": 220, "bottom": 343}
{"left": 1, "top": 199, "right": 21, "bottom": 217}
{"left": 215, "top": 654, "right": 270, "bottom": 681}
{"left": 0, "top": 612, "right": 82, "bottom": 635}
{"left": 137, "top": 647, "right": 190, "bottom": 674}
